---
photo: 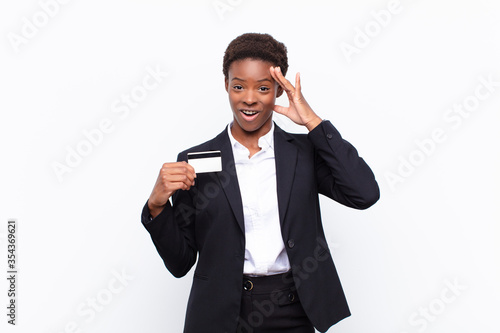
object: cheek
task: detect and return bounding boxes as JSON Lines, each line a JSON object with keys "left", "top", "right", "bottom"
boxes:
{"left": 264, "top": 95, "right": 277, "bottom": 107}
{"left": 227, "top": 93, "right": 237, "bottom": 105}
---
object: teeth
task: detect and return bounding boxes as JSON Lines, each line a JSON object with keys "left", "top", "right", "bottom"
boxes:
{"left": 242, "top": 110, "right": 258, "bottom": 115}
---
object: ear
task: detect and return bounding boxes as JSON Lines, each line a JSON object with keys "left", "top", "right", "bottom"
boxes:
{"left": 225, "top": 77, "right": 229, "bottom": 92}
{"left": 276, "top": 83, "right": 284, "bottom": 98}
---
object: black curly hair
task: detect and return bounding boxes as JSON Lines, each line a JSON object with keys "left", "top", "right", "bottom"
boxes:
{"left": 223, "top": 33, "right": 288, "bottom": 79}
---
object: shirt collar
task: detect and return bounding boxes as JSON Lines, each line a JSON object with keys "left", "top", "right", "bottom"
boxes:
{"left": 227, "top": 121, "right": 275, "bottom": 153}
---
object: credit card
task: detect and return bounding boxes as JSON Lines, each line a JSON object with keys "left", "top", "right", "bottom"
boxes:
{"left": 187, "top": 151, "right": 222, "bottom": 173}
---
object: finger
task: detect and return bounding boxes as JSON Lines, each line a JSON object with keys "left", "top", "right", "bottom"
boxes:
{"left": 273, "top": 104, "right": 289, "bottom": 116}
{"left": 270, "top": 67, "right": 286, "bottom": 91}
{"left": 269, "top": 66, "right": 278, "bottom": 81}
{"left": 163, "top": 161, "right": 191, "bottom": 169}
{"left": 163, "top": 165, "right": 196, "bottom": 180}
{"left": 161, "top": 171, "right": 195, "bottom": 190}
{"left": 181, "top": 161, "right": 196, "bottom": 176}
{"left": 162, "top": 176, "right": 195, "bottom": 193}
{"left": 163, "top": 161, "right": 196, "bottom": 177}
{"left": 167, "top": 181, "right": 193, "bottom": 192}
{"left": 276, "top": 67, "right": 295, "bottom": 93}
{"left": 271, "top": 67, "right": 295, "bottom": 94}
{"left": 164, "top": 173, "right": 195, "bottom": 184}
{"left": 295, "top": 72, "right": 301, "bottom": 94}
{"left": 176, "top": 161, "right": 197, "bottom": 178}
{"left": 164, "top": 166, "right": 195, "bottom": 178}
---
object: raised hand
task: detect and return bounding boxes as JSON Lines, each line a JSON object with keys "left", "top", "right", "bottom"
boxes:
{"left": 270, "top": 66, "right": 322, "bottom": 131}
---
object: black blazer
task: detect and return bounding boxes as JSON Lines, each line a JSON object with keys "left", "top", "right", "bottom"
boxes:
{"left": 142, "top": 120, "right": 380, "bottom": 333}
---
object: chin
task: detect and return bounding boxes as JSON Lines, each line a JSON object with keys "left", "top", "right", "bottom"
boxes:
{"left": 237, "top": 122, "right": 260, "bottom": 133}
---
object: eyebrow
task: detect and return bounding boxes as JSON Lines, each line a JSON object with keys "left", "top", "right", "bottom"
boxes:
{"left": 232, "top": 77, "right": 273, "bottom": 83}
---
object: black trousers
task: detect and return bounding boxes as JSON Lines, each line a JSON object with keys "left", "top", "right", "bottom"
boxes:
{"left": 236, "top": 271, "right": 315, "bottom": 333}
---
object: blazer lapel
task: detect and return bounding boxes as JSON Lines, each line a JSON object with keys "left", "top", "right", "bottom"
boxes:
{"left": 273, "top": 124, "right": 298, "bottom": 227}
{"left": 213, "top": 127, "right": 245, "bottom": 234}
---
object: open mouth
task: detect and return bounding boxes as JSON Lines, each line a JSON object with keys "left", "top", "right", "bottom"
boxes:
{"left": 240, "top": 109, "right": 260, "bottom": 120}
{"left": 241, "top": 109, "right": 259, "bottom": 116}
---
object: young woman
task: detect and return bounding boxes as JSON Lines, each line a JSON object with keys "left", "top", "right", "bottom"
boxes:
{"left": 142, "top": 33, "right": 379, "bottom": 333}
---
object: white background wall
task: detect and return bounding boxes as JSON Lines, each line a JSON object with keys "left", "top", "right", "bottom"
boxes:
{"left": 1, "top": 0, "right": 499, "bottom": 332}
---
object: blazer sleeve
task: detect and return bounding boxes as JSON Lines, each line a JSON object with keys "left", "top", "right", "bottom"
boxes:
{"left": 140, "top": 154, "right": 198, "bottom": 278}
{"left": 307, "top": 120, "right": 380, "bottom": 209}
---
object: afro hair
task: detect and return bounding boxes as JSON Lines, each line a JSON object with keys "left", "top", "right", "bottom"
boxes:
{"left": 223, "top": 33, "right": 288, "bottom": 78}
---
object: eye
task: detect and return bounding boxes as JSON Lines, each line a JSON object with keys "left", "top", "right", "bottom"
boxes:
{"left": 232, "top": 85, "right": 243, "bottom": 90}
{"left": 258, "top": 86, "right": 270, "bottom": 92}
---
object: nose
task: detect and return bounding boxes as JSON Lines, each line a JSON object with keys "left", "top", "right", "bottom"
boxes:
{"left": 243, "top": 90, "right": 257, "bottom": 105}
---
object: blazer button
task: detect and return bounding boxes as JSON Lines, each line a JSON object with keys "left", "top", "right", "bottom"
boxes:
{"left": 287, "top": 239, "right": 295, "bottom": 248}
{"left": 326, "top": 133, "right": 333, "bottom": 139}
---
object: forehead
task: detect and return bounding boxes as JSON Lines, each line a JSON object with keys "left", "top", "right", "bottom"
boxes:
{"left": 228, "top": 58, "right": 274, "bottom": 79}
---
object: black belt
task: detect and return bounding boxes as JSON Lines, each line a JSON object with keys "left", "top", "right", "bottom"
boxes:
{"left": 242, "top": 271, "right": 298, "bottom": 304}
{"left": 243, "top": 271, "right": 295, "bottom": 292}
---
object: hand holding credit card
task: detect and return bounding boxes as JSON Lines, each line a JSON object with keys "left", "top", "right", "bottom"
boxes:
{"left": 187, "top": 151, "right": 222, "bottom": 173}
